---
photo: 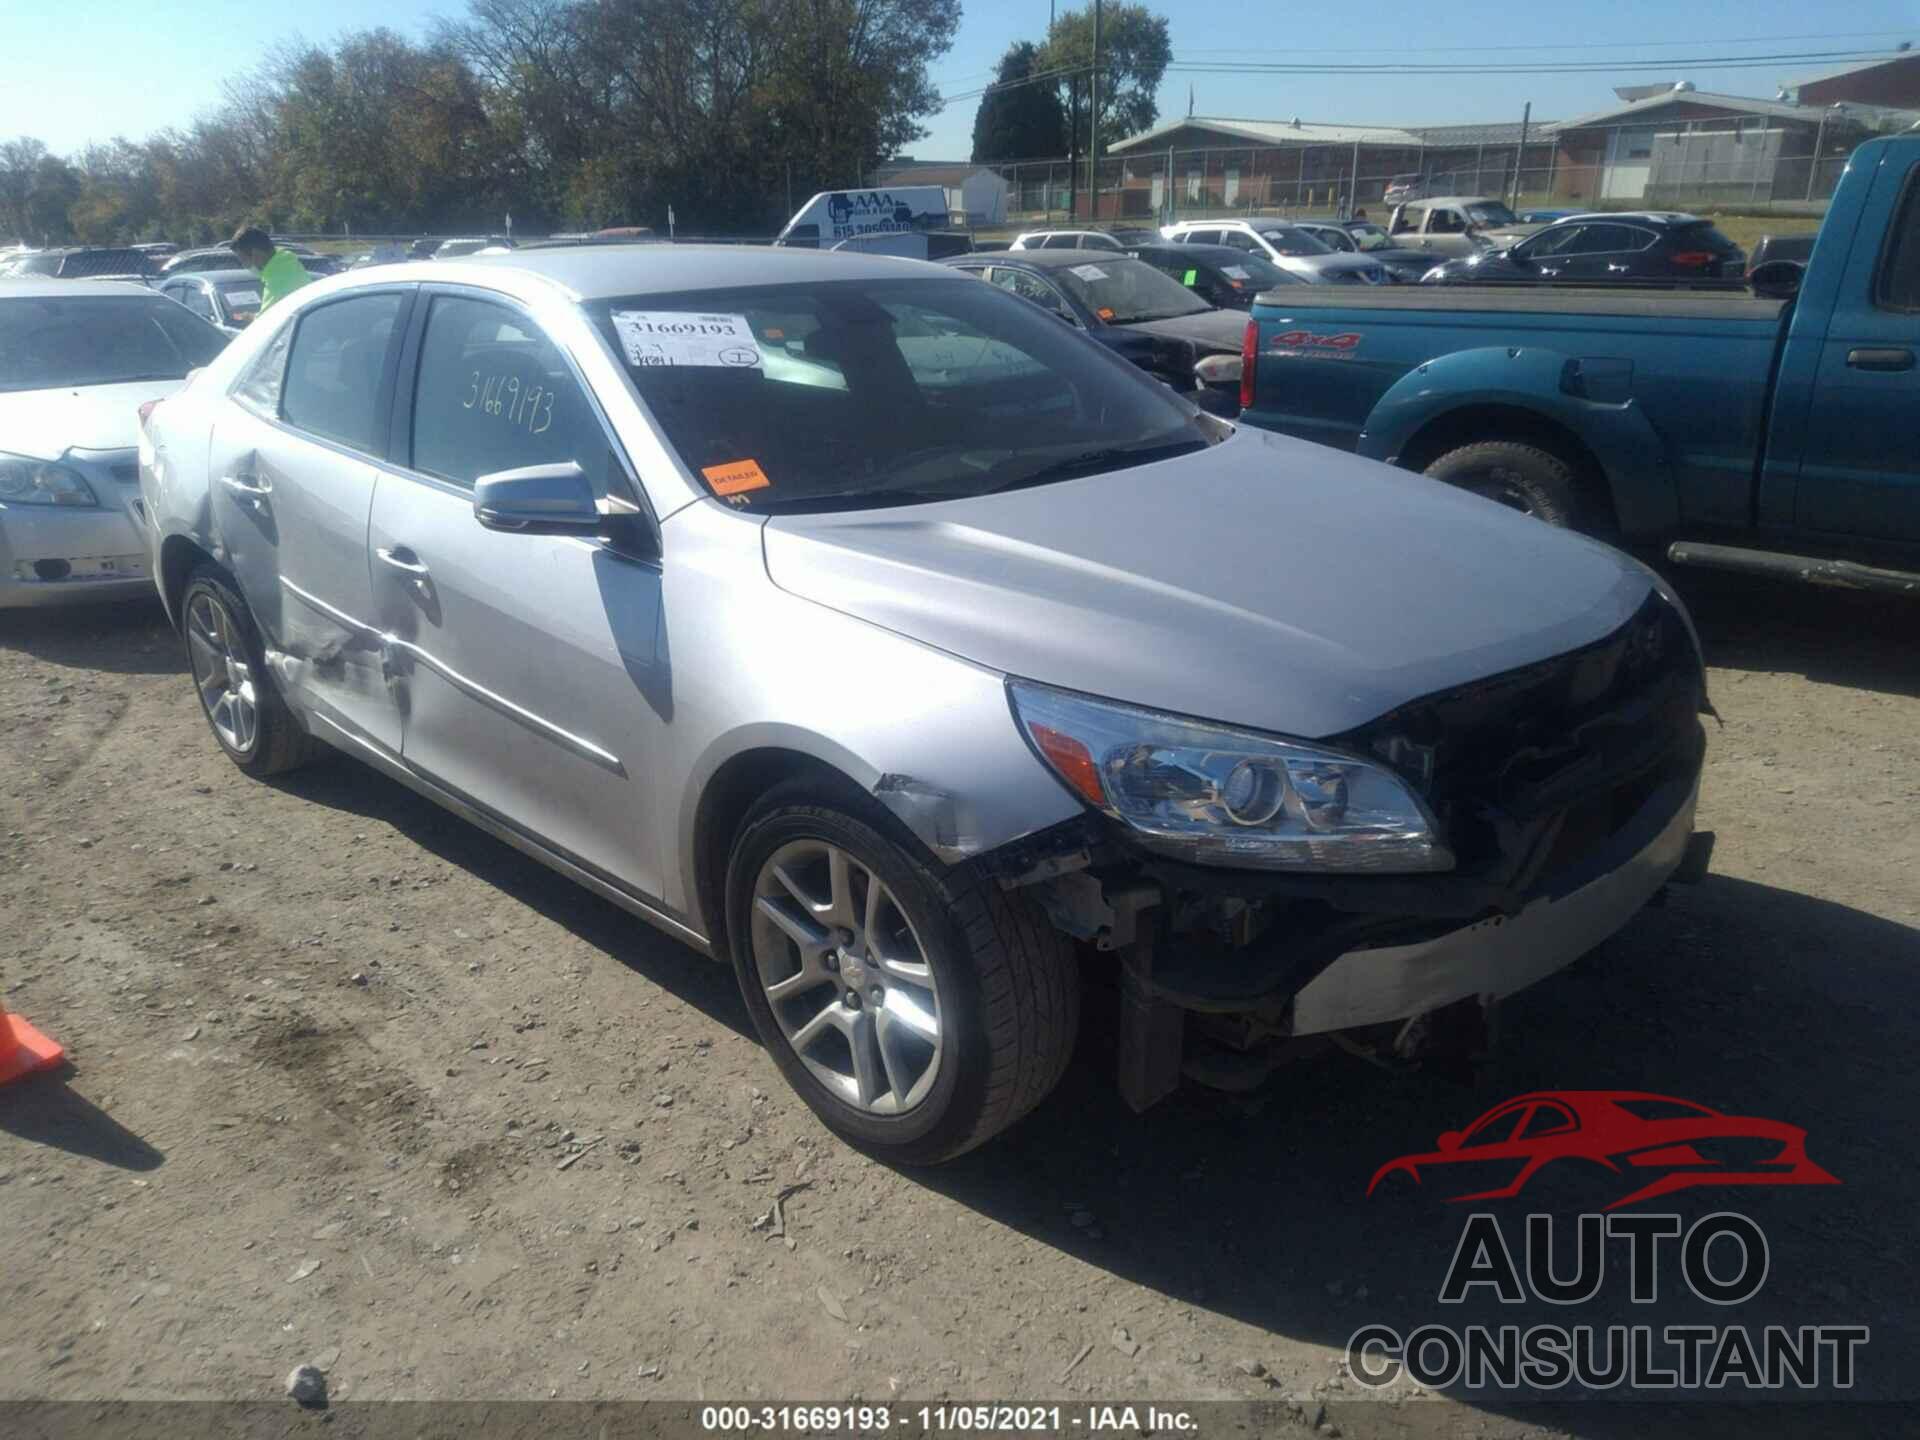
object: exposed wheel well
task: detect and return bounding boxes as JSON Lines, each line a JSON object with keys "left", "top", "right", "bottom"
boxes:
{"left": 1396, "top": 405, "right": 1618, "bottom": 531}
{"left": 692, "top": 749, "right": 844, "bottom": 956}
{"left": 159, "top": 535, "right": 217, "bottom": 627}
{"left": 692, "top": 748, "right": 953, "bottom": 957}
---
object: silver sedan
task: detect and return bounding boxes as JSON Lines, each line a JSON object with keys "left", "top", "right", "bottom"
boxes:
{"left": 2, "top": 281, "right": 227, "bottom": 608}
{"left": 140, "top": 249, "right": 1709, "bottom": 1160}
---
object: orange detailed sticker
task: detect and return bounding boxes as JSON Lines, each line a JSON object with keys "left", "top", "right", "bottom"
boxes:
{"left": 1097, "top": 306, "right": 1116, "bottom": 322}
{"left": 763, "top": 327, "right": 786, "bottom": 340}
{"left": 703, "top": 459, "right": 772, "bottom": 496}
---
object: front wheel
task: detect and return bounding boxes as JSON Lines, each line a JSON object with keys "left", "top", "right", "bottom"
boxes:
{"left": 724, "top": 780, "right": 1078, "bottom": 1163}
{"left": 1423, "top": 440, "right": 1582, "bottom": 527}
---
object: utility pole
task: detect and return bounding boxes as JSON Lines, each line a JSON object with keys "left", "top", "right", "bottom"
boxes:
{"left": 1089, "top": 0, "right": 1102, "bottom": 222}
{"left": 1512, "top": 102, "right": 1531, "bottom": 206}
{"left": 1067, "top": 74, "right": 1078, "bottom": 220}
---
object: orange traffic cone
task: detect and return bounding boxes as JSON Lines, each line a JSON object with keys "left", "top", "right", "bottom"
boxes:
{"left": 0, "top": 1005, "right": 65, "bottom": 1085}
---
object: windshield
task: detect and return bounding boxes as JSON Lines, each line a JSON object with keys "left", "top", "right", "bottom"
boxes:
{"left": 1346, "top": 224, "right": 1393, "bottom": 252}
{"left": 1046, "top": 256, "right": 1212, "bottom": 323}
{"left": 1465, "top": 202, "right": 1518, "bottom": 227}
{"left": 1215, "top": 253, "right": 1295, "bottom": 289}
{"left": 1252, "top": 227, "right": 1333, "bottom": 257}
{"left": 588, "top": 276, "right": 1210, "bottom": 513}
{"left": 0, "top": 295, "right": 228, "bottom": 392}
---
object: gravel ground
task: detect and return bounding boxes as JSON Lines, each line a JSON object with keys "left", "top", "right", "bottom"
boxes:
{"left": 1, "top": 570, "right": 1915, "bottom": 1438}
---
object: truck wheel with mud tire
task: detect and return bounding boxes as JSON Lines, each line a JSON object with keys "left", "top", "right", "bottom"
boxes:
{"left": 1424, "top": 440, "right": 1584, "bottom": 527}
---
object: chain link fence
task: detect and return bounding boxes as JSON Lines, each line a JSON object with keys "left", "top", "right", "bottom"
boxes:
{"left": 983, "top": 113, "right": 1908, "bottom": 229}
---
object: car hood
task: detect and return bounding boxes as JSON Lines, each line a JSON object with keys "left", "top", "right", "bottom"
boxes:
{"left": 1479, "top": 224, "right": 1544, "bottom": 246}
{"left": 760, "top": 427, "right": 1656, "bottom": 738}
{"left": 1369, "top": 247, "right": 1445, "bottom": 268}
{"left": 1119, "top": 308, "right": 1249, "bottom": 353}
{"left": 0, "top": 379, "right": 187, "bottom": 460}
{"left": 1284, "top": 254, "right": 1385, "bottom": 280}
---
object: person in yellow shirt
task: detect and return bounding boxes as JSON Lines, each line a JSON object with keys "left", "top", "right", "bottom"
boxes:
{"left": 228, "top": 226, "right": 312, "bottom": 311}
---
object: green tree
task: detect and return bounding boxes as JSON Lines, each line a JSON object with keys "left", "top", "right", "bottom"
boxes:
{"left": 1040, "top": 2, "right": 1170, "bottom": 159}
{"left": 971, "top": 41, "right": 1066, "bottom": 162}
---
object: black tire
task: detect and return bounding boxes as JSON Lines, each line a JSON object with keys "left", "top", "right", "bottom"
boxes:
{"left": 1423, "top": 440, "right": 1584, "bottom": 528}
{"left": 724, "top": 778, "right": 1079, "bottom": 1164}
{"left": 180, "top": 565, "right": 325, "bottom": 777}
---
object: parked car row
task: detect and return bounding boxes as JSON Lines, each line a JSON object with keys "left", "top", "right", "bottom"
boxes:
{"left": 1006, "top": 203, "right": 1748, "bottom": 291}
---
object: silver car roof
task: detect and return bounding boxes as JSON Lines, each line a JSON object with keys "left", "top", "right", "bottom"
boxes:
{"left": 0, "top": 279, "right": 160, "bottom": 299}
{"left": 449, "top": 244, "right": 950, "bottom": 299}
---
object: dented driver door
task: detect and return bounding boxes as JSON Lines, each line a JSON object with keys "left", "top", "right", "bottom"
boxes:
{"left": 209, "top": 288, "right": 414, "bottom": 755}
{"left": 366, "top": 286, "right": 667, "bottom": 902}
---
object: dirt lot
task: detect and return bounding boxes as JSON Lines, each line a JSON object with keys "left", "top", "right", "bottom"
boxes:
{"left": 2, "top": 569, "right": 1916, "bottom": 1437}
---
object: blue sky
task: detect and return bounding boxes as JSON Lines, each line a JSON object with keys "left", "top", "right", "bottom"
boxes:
{"left": 2, "top": 0, "right": 1914, "bottom": 159}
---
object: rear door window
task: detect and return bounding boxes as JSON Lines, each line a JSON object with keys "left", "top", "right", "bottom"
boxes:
{"left": 1878, "top": 170, "right": 1920, "bottom": 312}
{"left": 408, "top": 294, "right": 597, "bottom": 487}
{"left": 280, "top": 293, "right": 404, "bottom": 454}
{"left": 1567, "top": 223, "right": 1647, "bottom": 254}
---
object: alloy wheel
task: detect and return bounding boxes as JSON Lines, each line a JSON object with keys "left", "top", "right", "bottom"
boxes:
{"left": 749, "top": 840, "right": 943, "bottom": 1114}
{"left": 186, "top": 591, "right": 259, "bottom": 755}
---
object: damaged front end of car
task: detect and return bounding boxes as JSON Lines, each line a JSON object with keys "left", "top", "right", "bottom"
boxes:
{"left": 984, "top": 589, "right": 1715, "bottom": 1110}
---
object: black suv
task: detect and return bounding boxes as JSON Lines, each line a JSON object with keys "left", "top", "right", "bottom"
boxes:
{"left": 1422, "top": 213, "right": 1746, "bottom": 288}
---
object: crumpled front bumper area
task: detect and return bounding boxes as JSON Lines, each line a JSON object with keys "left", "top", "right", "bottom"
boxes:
{"left": 1290, "top": 765, "right": 1697, "bottom": 1033}
{"left": 1049, "top": 589, "right": 1711, "bottom": 1072}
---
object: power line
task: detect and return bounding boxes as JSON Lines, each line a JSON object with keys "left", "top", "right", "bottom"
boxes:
{"left": 933, "top": 46, "right": 1906, "bottom": 113}
{"left": 1163, "top": 47, "right": 1902, "bottom": 76}
{"left": 1172, "top": 29, "right": 1913, "bottom": 57}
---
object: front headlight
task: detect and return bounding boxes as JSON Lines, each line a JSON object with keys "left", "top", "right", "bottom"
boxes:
{"left": 1009, "top": 681, "right": 1452, "bottom": 873}
{"left": 0, "top": 453, "right": 97, "bottom": 507}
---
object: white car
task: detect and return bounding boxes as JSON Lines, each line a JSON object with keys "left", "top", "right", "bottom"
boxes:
{"left": 1159, "top": 220, "right": 1390, "bottom": 284}
{"left": 1009, "top": 230, "right": 1127, "bottom": 252}
{"left": 1, "top": 280, "right": 228, "bottom": 607}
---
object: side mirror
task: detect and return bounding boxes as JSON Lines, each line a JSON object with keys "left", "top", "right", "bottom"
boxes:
{"left": 473, "top": 461, "right": 601, "bottom": 534}
{"left": 1748, "top": 259, "right": 1804, "bottom": 301}
{"left": 1437, "top": 1130, "right": 1463, "bottom": 1153}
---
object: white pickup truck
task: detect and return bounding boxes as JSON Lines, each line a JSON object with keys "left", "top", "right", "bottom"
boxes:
{"left": 1384, "top": 195, "right": 1545, "bottom": 260}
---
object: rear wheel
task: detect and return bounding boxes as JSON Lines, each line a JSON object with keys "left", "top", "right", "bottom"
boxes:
{"left": 180, "top": 566, "right": 323, "bottom": 777}
{"left": 1423, "top": 440, "right": 1582, "bottom": 527}
{"left": 725, "top": 779, "right": 1078, "bottom": 1163}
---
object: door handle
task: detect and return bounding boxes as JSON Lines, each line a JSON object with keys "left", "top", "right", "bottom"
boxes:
{"left": 375, "top": 545, "right": 431, "bottom": 577}
{"left": 1846, "top": 347, "right": 1915, "bottom": 372}
{"left": 219, "top": 473, "right": 272, "bottom": 501}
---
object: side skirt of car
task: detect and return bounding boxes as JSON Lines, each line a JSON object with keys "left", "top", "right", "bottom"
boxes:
{"left": 301, "top": 705, "right": 715, "bottom": 957}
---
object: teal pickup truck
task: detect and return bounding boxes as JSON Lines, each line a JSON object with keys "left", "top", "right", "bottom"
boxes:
{"left": 1239, "top": 133, "right": 1920, "bottom": 592}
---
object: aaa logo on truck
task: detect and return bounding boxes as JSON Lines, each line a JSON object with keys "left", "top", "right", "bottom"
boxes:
{"left": 1271, "top": 329, "right": 1363, "bottom": 351}
{"left": 1368, "top": 1090, "right": 1839, "bottom": 1211}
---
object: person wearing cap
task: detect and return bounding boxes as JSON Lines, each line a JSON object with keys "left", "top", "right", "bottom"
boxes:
{"left": 228, "top": 226, "right": 313, "bottom": 312}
